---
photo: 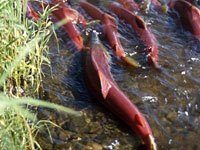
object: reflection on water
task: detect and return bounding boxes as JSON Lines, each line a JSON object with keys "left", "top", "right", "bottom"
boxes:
{"left": 39, "top": 1, "right": 200, "bottom": 150}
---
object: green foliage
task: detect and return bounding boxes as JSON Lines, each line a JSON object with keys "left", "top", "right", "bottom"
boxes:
{"left": 0, "top": 0, "right": 51, "bottom": 96}
{"left": 0, "top": 93, "right": 80, "bottom": 149}
{"left": 0, "top": 108, "right": 41, "bottom": 150}
{"left": 0, "top": 0, "right": 80, "bottom": 149}
{"left": 0, "top": 93, "right": 81, "bottom": 118}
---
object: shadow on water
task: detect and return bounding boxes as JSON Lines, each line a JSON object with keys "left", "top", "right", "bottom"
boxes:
{"left": 38, "top": 1, "right": 200, "bottom": 150}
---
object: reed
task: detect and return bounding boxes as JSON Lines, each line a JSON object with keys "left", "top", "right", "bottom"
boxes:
{"left": 0, "top": 0, "right": 80, "bottom": 149}
{"left": 0, "top": 0, "right": 52, "bottom": 96}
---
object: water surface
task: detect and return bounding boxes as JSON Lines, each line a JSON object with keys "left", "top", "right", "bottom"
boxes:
{"left": 39, "top": 1, "right": 200, "bottom": 149}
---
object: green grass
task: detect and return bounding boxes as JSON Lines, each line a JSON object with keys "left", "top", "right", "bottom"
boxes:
{"left": 0, "top": 94, "right": 80, "bottom": 150}
{"left": 0, "top": 0, "right": 52, "bottom": 96}
{"left": 0, "top": 0, "right": 80, "bottom": 149}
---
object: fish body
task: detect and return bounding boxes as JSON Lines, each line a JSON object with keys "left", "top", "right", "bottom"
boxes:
{"left": 51, "top": 0, "right": 87, "bottom": 50}
{"left": 84, "top": 32, "right": 156, "bottom": 150}
{"left": 109, "top": 2, "right": 160, "bottom": 68}
{"left": 80, "top": 0, "right": 140, "bottom": 67}
{"left": 169, "top": 0, "right": 200, "bottom": 39}
{"left": 118, "top": 0, "right": 140, "bottom": 12}
{"left": 27, "top": 2, "right": 40, "bottom": 21}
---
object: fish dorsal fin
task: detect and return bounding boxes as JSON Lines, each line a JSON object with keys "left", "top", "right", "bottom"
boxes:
{"left": 135, "top": 114, "right": 145, "bottom": 127}
{"left": 98, "top": 70, "right": 112, "bottom": 99}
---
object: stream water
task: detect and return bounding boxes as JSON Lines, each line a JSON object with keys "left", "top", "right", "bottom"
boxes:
{"left": 38, "top": 1, "right": 200, "bottom": 150}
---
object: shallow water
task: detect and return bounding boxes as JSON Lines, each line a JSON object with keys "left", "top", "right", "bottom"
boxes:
{"left": 39, "top": 1, "right": 200, "bottom": 150}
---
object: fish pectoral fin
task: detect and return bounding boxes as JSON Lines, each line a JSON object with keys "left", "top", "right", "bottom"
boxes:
{"left": 98, "top": 70, "right": 112, "bottom": 99}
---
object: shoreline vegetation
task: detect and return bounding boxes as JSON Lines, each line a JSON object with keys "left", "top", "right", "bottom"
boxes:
{"left": 0, "top": 0, "right": 79, "bottom": 149}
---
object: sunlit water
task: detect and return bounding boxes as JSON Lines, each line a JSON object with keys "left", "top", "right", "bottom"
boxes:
{"left": 39, "top": 1, "right": 200, "bottom": 150}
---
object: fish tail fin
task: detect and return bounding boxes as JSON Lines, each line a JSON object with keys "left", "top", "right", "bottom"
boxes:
{"left": 148, "top": 135, "right": 157, "bottom": 150}
{"left": 122, "top": 56, "right": 141, "bottom": 68}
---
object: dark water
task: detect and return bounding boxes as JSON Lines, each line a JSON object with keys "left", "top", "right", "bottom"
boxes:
{"left": 38, "top": 1, "right": 200, "bottom": 150}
